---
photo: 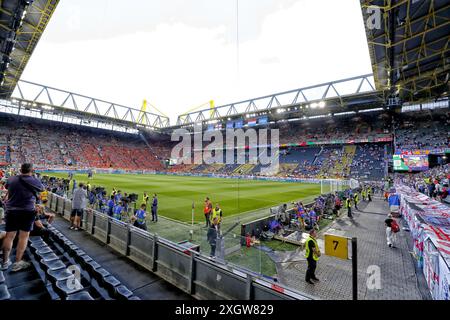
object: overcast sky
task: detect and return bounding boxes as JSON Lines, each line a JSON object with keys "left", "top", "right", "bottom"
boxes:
{"left": 20, "top": 0, "right": 372, "bottom": 124}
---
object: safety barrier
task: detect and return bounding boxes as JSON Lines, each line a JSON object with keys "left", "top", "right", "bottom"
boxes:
{"left": 46, "top": 193, "right": 316, "bottom": 300}
{"left": 56, "top": 197, "right": 64, "bottom": 216}
{"left": 63, "top": 199, "right": 71, "bottom": 217}
{"left": 240, "top": 203, "right": 312, "bottom": 241}
{"left": 50, "top": 193, "right": 57, "bottom": 212}
{"left": 109, "top": 218, "right": 129, "bottom": 255}
{"left": 93, "top": 212, "right": 109, "bottom": 243}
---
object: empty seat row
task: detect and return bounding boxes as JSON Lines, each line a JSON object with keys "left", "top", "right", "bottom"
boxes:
{"left": 28, "top": 235, "right": 94, "bottom": 300}
{"left": 0, "top": 271, "right": 10, "bottom": 300}
{"left": 41, "top": 225, "right": 139, "bottom": 300}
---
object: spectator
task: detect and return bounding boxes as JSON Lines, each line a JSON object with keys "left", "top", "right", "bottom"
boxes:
{"left": 1, "top": 163, "right": 44, "bottom": 272}
{"left": 40, "top": 188, "right": 49, "bottom": 205}
{"left": 70, "top": 183, "right": 87, "bottom": 231}
{"left": 30, "top": 204, "right": 55, "bottom": 238}
{"left": 0, "top": 192, "right": 5, "bottom": 223}
{"left": 384, "top": 215, "right": 395, "bottom": 248}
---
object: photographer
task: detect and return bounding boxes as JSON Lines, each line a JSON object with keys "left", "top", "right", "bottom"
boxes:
{"left": 107, "top": 195, "right": 115, "bottom": 217}
{"left": 113, "top": 201, "right": 124, "bottom": 221}
{"left": 98, "top": 191, "right": 108, "bottom": 214}
{"left": 131, "top": 203, "right": 147, "bottom": 231}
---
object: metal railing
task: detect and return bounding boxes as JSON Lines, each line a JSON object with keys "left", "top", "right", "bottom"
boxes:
{"left": 46, "top": 193, "right": 316, "bottom": 300}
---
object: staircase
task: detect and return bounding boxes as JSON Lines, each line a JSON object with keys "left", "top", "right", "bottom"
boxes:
{"left": 277, "top": 163, "right": 299, "bottom": 176}
{"left": 312, "top": 146, "right": 324, "bottom": 165}
{"left": 232, "top": 163, "right": 254, "bottom": 174}
{"left": 318, "top": 145, "right": 356, "bottom": 178}
{"left": 341, "top": 145, "right": 357, "bottom": 177}
{"left": 210, "top": 163, "right": 225, "bottom": 173}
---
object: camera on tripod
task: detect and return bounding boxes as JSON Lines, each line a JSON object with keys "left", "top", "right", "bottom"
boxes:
{"left": 127, "top": 193, "right": 138, "bottom": 202}
{"left": 94, "top": 186, "right": 105, "bottom": 195}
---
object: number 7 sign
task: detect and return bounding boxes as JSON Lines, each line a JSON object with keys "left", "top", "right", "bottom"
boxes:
{"left": 325, "top": 234, "right": 349, "bottom": 259}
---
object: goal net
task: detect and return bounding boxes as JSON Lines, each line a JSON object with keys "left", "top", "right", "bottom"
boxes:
{"left": 320, "top": 178, "right": 359, "bottom": 194}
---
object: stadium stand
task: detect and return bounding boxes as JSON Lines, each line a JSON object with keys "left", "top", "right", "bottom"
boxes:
{"left": 396, "top": 163, "right": 450, "bottom": 204}
{"left": 2, "top": 110, "right": 449, "bottom": 182}
{"left": 0, "top": 114, "right": 165, "bottom": 171}
{"left": 349, "top": 144, "right": 386, "bottom": 180}
{"left": 0, "top": 217, "right": 191, "bottom": 300}
{"left": 394, "top": 112, "right": 450, "bottom": 151}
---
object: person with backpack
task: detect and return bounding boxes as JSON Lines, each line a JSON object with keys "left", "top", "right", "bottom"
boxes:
{"left": 384, "top": 214, "right": 399, "bottom": 248}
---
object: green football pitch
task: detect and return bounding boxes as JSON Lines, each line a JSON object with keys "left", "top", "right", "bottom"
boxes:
{"left": 49, "top": 173, "right": 321, "bottom": 223}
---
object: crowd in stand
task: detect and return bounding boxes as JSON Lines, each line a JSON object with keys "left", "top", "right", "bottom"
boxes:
{"left": 277, "top": 115, "right": 391, "bottom": 145}
{"left": 0, "top": 115, "right": 164, "bottom": 171}
{"left": 396, "top": 164, "right": 450, "bottom": 202}
{"left": 349, "top": 144, "right": 385, "bottom": 179}
{"left": 1, "top": 110, "right": 448, "bottom": 183}
{"left": 394, "top": 112, "right": 450, "bottom": 150}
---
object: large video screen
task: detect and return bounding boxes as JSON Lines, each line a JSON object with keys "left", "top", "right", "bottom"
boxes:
{"left": 258, "top": 116, "right": 268, "bottom": 125}
{"left": 393, "top": 154, "right": 429, "bottom": 171}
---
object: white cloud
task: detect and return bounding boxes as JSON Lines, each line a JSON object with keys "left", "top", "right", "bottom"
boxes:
{"left": 21, "top": 0, "right": 372, "bottom": 124}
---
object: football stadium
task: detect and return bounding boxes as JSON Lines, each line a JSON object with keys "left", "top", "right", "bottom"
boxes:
{"left": 0, "top": 0, "right": 449, "bottom": 308}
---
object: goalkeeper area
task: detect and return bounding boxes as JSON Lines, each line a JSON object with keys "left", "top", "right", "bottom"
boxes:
{"left": 48, "top": 172, "right": 326, "bottom": 223}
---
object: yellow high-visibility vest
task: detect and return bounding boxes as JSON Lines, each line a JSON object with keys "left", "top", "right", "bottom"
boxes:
{"left": 304, "top": 236, "right": 320, "bottom": 261}
{"left": 345, "top": 198, "right": 351, "bottom": 208}
{"left": 40, "top": 191, "right": 48, "bottom": 201}
{"left": 210, "top": 208, "right": 222, "bottom": 223}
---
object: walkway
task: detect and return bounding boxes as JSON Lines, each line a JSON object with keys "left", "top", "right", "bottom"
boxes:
{"left": 277, "top": 197, "right": 431, "bottom": 300}
{"left": 52, "top": 218, "right": 192, "bottom": 300}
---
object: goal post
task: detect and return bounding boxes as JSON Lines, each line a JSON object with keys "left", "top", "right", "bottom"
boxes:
{"left": 320, "top": 179, "right": 358, "bottom": 194}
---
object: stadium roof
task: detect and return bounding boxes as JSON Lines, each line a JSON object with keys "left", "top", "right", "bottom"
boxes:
{"left": 0, "top": 79, "right": 170, "bottom": 132}
{"left": 169, "top": 73, "right": 388, "bottom": 130}
{"left": 360, "top": 0, "right": 450, "bottom": 102}
{"left": 0, "top": 0, "right": 59, "bottom": 99}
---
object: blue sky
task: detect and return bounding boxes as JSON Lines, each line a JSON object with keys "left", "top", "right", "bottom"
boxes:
{"left": 20, "top": 0, "right": 372, "bottom": 124}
